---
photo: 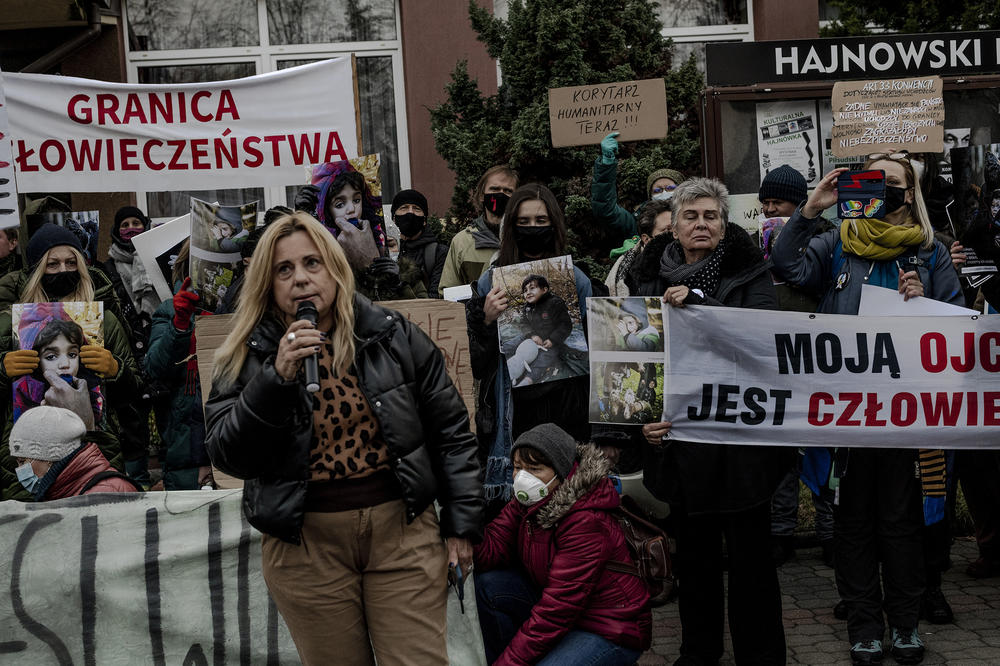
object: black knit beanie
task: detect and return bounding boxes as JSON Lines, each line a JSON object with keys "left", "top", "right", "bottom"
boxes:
{"left": 511, "top": 423, "right": 577, "bottom": 479}
{"left": 759, "top": 165, "right": 808, "bottom": 206}
{"left": 390, "top": 189, "right": 428, "bottom": 217}
{"left": 27, "top": 223, "right": 84, "bottom": 268}
{"left": 111, "top": 206, "right": 151, "bottom": 249}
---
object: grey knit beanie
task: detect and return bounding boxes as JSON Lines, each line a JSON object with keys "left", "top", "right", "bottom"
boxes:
{"left": 10, "top": 406, "right": 86, "bottom": 461}
{"left": 511, "top": 423, "right": 577, "bottom": 479}
{"left": 647, "top": 169, "right": 686, "bottom": 197}
{"left": 759, "top": 164, "right": 808, "bottom": 205}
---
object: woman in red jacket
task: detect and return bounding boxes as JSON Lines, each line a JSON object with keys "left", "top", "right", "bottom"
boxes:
{"left": 474, "top": 424, "right": 651, "bottom": 665}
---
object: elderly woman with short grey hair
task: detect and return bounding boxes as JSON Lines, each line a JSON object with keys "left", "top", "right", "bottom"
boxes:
{"left": 631, "top": 177, "right": 789, "bottom": 665}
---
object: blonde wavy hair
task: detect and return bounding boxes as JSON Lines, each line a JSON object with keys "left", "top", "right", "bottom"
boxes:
{"left": 19, "top": 246, "right": 94, "bottom": 303}
{"left": 863, "top": 155, "right": 934, "bottom": 250}
{"left": 212, "top": 212, "right": 356, "bottom": 390}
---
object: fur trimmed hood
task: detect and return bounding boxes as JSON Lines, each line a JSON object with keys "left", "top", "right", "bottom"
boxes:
{"left": 535, "top": 444, "right": 617, "bottom": 530}
{"left": 630, "top": 222, "right": 767, "bottom": 287}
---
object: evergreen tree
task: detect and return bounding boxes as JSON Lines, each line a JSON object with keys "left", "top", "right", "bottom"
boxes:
{"left": 430, "top": 0, "right": 703, "bottom": 275}
{"left": 821, "top": 0, "right": 1000, "bottom": 36}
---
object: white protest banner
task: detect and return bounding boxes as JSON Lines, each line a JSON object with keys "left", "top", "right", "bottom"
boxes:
{"left": 831, "top": 76, "right": 945, "bottom": 157}
{"left": 548, "top": 78, "right": 667, "bottom": 148}
{"left": 0, "top": 491, "right": 485, "bottom": 665}
{"left": 3, "top": 59, "right": 358, "bottom": 192}
{"left": 662, "top": 306, "right": 1000, "bottom": 448}
{"left": 756, "top": 100, "right": 820, "bottom": 187}
{"left": 0, "top": 66, "right": 20, "bottom": 229}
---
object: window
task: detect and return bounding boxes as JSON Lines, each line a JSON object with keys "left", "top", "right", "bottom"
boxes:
{"left": 122, "top": 0, "right": 408, "bottom": 220}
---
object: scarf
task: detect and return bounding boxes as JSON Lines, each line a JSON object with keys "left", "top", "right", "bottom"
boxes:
{"left": 108, "top": 243, "right": 158, "bottom": 317}
{"left": 658, "top": 238, "right": 726, "bottom": 296}
{"left": 840, "top": 217, "right": 925, "bottom": 260}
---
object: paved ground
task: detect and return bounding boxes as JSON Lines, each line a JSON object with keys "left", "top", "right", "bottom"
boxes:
{"left": 640, "top": 537, "right": 1000, "bottom": 665}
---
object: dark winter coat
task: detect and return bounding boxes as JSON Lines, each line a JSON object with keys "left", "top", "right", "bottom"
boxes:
{"left": 400, "top": 227, "right": 448, "bottom": 298}
{"left": 0, "top": 267, "right": 139, "bottom": 500}
{"left": 205, "top": 294, "right": 484, "bottom": 544}
{"left": 590, "top": 158, "right": 639, "bottom": 240}
{"left": 523, "top": 291, "right": 572, "bottom": 346}
{"left": 633, "top": 224, "right": 792, "bottom": 514}
{"left": 144, "top": 297, "right": 208, "bottom": 489}
{"left": 475, "top": 445, "right": 652, "bottom": 664}
{"left": 43, "top": 442, "right": 138, "bottom": 499}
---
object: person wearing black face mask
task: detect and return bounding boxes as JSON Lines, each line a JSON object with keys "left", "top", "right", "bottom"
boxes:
{"left": 0, "top": 223, "right": 143, "bottom": 500}
{"left": 392, "top": 189, "right": 448, "bottom": 298}
{"left": 466, "top": 183, "right": 594, "bottom": 518}
{"left": 439, "top": 165, "right": 520, "bottom": 292}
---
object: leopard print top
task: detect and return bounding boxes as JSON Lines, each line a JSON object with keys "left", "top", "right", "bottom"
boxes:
{"left": 308, "top": 341, "right": 389, "bottom": 482}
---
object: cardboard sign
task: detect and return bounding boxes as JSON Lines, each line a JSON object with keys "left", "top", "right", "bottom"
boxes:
{"left": 831, "top": 76, "right": 944, "bottom": 157}
{"left": 548, "top": 78, "right": 667, "bottom": 147}
{"left": 194, "top": 302, "right": 476, "bottom": 489}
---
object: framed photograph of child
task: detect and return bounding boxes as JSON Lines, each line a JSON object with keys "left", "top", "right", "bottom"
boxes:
{"left": 11, "top": 301, "right": 105, "bottom": 427}
{"left": 493, "top": 255, "right": 588, "bottom": 388}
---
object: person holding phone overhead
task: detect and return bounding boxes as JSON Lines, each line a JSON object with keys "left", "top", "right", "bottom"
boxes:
{"left": 771, "top": 154, "right": 963, "bottom": 666}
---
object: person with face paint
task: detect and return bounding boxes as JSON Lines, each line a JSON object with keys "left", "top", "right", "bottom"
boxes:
{"left": 0, "top": 223, "right": 141, "bottom": 500}
{"left": 772, "top": 157, "right": 964, "bottom": 666}
{"left": 467, "top": 184, "right": 593, "bottom": 516}
{"left": 11, "top": 406, "right": 139, "bottom": 501}
{"left": 439, "top": 165, "right": 520, "bottom": 291}
{"left": 392, "top": 189, "right": 448, "bottom": 298}
{"left": 591, "top": 131, "right": 686, "bottom": 240}
{"left": 474, "top": 424, "right": 651, "bottom": 665}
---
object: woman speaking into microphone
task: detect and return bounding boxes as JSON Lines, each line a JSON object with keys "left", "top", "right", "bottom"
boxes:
{"left": 205, "top": 212, "right": 484, "bottom": 666}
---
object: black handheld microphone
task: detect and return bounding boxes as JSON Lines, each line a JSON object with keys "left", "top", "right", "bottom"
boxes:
{"left": 296, "top": 300, "right": 321, "bottom": 393}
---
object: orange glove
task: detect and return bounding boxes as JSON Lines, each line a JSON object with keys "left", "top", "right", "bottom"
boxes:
{"left": 80, "top": 345, "right": 119, "bottom": 377}
{"left": 3, "top": 349, "right": 39, "bottom": 378}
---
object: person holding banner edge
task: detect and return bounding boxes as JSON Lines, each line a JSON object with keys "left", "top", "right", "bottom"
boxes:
{"left": 771, "top": 155, "right": 964, "bottom": 666}
{"left": 633, "top": 177, "right": 789, "bottom": 666}
{"left": 205, "top": 212, "right": 483, "bottom": 666}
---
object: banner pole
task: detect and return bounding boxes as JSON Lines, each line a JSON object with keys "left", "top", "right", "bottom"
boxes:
{"left": 352, "top": 54, "right": 363, "bottom": 155}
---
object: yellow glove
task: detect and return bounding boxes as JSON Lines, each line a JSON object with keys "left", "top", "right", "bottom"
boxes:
{"left": 80, "top": 345, "right": 119, "bottom": 378}
{"left": 3, "top": 349, "right": 39, "bottom": 378}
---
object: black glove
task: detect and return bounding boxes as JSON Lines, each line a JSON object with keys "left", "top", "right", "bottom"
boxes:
{"left": 369, "top": 256, "right": 400, "bottom": 288}
{"left": 294, "top": 184, "right": 321, "bottom": 216}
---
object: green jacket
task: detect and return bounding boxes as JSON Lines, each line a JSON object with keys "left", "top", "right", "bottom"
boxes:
{"left": 438, "top": 216, "right": 500, "bottom": 291}
{"left": 0, "top": 267, "right": 138, "bottom": 499}
{"left": 590, "top": 158, "right": 639, "bottom": 240}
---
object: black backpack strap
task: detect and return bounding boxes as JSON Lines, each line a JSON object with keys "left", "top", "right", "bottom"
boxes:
{"left": 78, "top": 470, "right": 144, "bottom": 495}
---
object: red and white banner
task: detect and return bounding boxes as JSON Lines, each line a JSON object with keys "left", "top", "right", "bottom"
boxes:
{"left": 664, "top": 306, "right": 1000, "bottom": 448}
{"left": 3, "top": 59, "right": 358, "bottom": 192}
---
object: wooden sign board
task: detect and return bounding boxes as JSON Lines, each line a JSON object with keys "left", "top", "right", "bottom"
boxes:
{"left": 194, "top": 301, "right": 476, "bottom": 489}
{"left": 830, "top": 76, "right": 944, "bottom": 157}
{"left": 548, "top": 78, "right": 667, "bottom": 148}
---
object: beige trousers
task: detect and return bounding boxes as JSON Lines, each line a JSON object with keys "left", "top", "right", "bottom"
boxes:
{"left": 262, "top": 501, "right": 449, "bottom": 666}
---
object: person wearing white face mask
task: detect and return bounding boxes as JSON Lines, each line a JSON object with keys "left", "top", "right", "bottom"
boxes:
{"left": 474, "top": 423, "right": 651, "bottom": 666}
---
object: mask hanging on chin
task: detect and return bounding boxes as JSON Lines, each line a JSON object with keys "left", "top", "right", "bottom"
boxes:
{"left": 41, "top": 270, "right": 81, "bottom": 298}
{"left": 514, "top": 225, "right": 555, "bottom": 257}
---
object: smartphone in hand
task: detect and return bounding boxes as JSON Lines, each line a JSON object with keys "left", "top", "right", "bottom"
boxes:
{"left": 838, "top": 170, "right": 886, "bottom": 219}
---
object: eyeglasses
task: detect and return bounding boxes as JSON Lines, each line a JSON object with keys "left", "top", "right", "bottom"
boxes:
{"left": 651, "top": 184, "right": 677, "bottom": 195}
{"left": 868, "top": 152, "right": 911, "bottom": 162}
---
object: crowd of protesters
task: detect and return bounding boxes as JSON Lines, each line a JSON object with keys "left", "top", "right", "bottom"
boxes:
{"left": 1, "top": 132, "right": 999, "bottom": 666}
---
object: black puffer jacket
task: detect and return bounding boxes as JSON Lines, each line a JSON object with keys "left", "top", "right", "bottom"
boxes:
{"left": 632, "top": 223, "right": 792, "bottom": 514}
{"left": 205, "top": 294, "right": 484, "bottom": 544}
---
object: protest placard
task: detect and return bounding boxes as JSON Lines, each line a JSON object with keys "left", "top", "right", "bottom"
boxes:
{"left": 547, "top": 78, "right": 667, "bottom": 148}
{"left": 0, "top": 491, "right": 484, "bottom": 665}
{"left": 2, "top": 59, "right": 358, "bottom": 192}
{"left": 756, "top": 100, "right": 821, "bottom": 186}
{"left": 831, "top": 76, "right": 944, "bottom": 157}
{"left": 132, "top": 213, "right": 191, "bottom": 302}
{"left": 660, "top": 305, "right": 1000, "bottom": 448}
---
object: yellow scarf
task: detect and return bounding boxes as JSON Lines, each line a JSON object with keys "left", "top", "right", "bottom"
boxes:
{"left": 840, "top": 217, "right": 925, "bottom": 260}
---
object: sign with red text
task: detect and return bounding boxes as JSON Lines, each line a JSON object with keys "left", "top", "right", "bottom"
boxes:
{"left": 663, "top": 306, "right": 1000, "bottom": 448}
{"left": 547, "top": 78, "right": 667, "bottom": 148}
{"left": 2, "top": 59, "right": 358, "bottom": 192}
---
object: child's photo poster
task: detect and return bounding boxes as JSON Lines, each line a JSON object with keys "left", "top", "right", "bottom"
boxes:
{"left": 587, "top": 296, "right": 665, "bottom": 424}
{"left": 189, "top": 199, "right": 258, "bottom": 313}
{"left": 11, "top": 301, "right": 105, "bottom": 426}
{"left": 308, "top": 154, "right": 387, "bottom": 264}
{"left": 493, "top": 255, "right": 588, "bottom": 388}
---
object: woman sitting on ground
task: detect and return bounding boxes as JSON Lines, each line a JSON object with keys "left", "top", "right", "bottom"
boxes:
{"left": 474, "top": 423, "right": 651, "bottom": 665}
